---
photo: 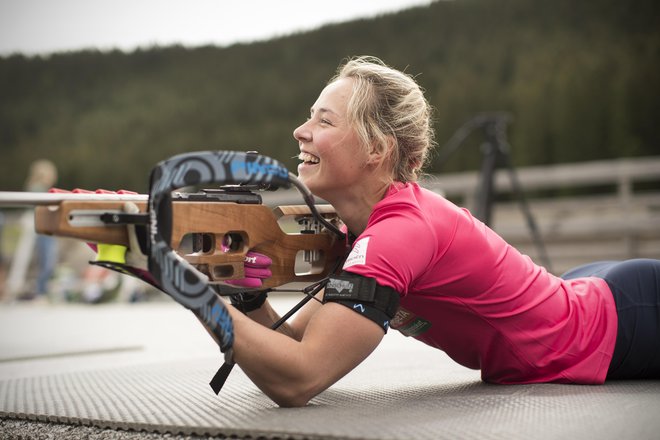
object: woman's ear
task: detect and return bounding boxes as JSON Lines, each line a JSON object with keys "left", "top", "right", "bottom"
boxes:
{"left": 367, "top": 135, "right": 396, "bottom": 168}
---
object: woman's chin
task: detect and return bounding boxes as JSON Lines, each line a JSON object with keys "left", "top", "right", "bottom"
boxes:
{"left": 298, "top": 166, "right": 331, "bottom": 198}
{"left": 297, "top": 164, "right": 316, "bottom": 184}
{"left": 297, "top": 176, "right": 322, "bottom": 198}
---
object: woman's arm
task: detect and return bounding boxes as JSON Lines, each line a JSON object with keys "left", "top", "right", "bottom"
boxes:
{"left": 238, "top": 289, "right": 324, "bottom": 340}
{"left": 228, "top": 300, "right": 384, "bottom": 407}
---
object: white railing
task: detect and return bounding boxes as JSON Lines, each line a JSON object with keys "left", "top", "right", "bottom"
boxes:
{"left": 421, "top": 156, "right": 660, "bottom": 274}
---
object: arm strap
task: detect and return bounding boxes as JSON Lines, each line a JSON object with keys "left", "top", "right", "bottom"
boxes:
{"left": 323, "top": 272, "right": 401, "bottom": 332}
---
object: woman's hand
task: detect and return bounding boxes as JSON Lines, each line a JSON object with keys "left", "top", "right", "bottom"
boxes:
{"left": 225, "top": 251, "right": 272, "bottom": 288}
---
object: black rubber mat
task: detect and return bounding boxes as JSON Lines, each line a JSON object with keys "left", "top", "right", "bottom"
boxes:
{"left": 1, "top": 303, "right": 659, "bottom": 439}
{"left": 2, "top": 354, "right": 660, "bottom": 440}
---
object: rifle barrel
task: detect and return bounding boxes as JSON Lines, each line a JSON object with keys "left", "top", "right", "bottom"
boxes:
{"left": 0, "top": 191, "right": 148, "bottom": 207}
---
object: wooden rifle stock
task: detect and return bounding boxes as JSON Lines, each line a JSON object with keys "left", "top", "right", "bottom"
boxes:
{"left": 2, "top": 191, "right": 345, "bottom": 289}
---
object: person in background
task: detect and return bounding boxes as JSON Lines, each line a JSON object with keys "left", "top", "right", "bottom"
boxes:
{"left": 25, "top": 159, "right": 59, "bottom": 298}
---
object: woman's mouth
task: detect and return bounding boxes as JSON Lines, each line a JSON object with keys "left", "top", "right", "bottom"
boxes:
{"left": 298, "top": 152, "right": 320, "bottom": 165}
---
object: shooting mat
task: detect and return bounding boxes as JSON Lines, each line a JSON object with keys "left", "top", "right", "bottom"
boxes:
{"left": 1, "top": 302, "right": 659, "bottom": 440}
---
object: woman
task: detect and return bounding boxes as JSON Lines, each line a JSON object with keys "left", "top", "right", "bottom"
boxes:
{"left": 226, "top": 56, "right": 660, "bottom": 407}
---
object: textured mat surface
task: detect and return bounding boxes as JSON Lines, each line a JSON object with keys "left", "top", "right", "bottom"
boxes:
{"left": 1, "top": 303, "right": 659, "bottom": 439}
{"left": 2, "top": 357, "right": 660, "bottom": 440}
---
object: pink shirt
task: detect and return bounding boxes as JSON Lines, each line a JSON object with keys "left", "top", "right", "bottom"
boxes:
{"left": 343, "top": 182, "right": 618, "bottom": 384}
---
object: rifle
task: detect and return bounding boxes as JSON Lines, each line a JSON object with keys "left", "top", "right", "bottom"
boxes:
{"left": 3, "top": 188, "right": 344, "bottom": 288}
{"left": 0, "top": 150, "right": 347, "bottom": 393}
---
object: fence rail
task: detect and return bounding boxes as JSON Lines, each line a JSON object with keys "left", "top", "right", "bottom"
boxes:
{"left": 424, "top": 155, "right": 659, "bottom": 196}
{"left": 421, "top": 156, "right": 660, "bottom": 274}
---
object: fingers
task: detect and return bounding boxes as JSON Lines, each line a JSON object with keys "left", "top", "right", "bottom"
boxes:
{"left": 225, "top": 251, "right": 273, "bottom": 288}
{"left": 243, "top": 251, "right": 272, "bottom": 280}
{"left": 244, "top": 251, "right": 272, "bottom": 268}
{"left": 244, "top": 266, "right": 272, "bottom": 279}
{"left": 122, "top": 201, "right": 140, "bottom": 214}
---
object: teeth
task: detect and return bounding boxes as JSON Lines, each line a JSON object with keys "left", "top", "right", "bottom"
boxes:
{"left": 298, "top": 152, "right": 320, "bottom": 164}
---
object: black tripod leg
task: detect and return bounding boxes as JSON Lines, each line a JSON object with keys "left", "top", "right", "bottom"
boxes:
{"left": 474, "top": 142, "right": 499, "bottom": 225}
{"left": 501, "top": 153, "right": 553, "bottom": 271}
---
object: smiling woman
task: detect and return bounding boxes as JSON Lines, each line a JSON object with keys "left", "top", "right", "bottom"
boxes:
{"left": 224, "top": 55, "right": 660, "bottom": 407}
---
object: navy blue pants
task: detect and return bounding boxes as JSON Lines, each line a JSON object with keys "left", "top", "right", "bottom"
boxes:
{"left": 561, "top": 259, "right": 660, "bottom": 380}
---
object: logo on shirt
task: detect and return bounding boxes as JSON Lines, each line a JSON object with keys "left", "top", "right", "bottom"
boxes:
{"left": 343, "top": 237, "right": 369, "bottom": 269}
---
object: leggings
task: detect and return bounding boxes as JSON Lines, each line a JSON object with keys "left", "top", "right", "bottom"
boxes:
{"left": 561, "top": 259, "right": 660, "bottom": 379}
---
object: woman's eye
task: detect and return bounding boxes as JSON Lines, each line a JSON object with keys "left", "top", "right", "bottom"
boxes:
{"left": 320, "top": 119, "right": 332, "bottom": 125}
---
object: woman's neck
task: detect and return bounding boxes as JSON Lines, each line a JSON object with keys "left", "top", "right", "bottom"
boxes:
{"left": 328, "top": 179, "right": 392, "bottom": 236}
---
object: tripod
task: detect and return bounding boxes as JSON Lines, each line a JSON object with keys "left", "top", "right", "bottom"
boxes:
{"left": 436, "top": 113, "right": 552, "bottom": 271}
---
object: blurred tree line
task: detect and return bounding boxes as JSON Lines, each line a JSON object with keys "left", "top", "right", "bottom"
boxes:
{"left": 0, "top": 0, "right": 658, "bottom": 191}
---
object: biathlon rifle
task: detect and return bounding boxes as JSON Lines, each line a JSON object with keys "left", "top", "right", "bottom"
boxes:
{"left": 0, "top": 150, "right": 347, "bottom": 393}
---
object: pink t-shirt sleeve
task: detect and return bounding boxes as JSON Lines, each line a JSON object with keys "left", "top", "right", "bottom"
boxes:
{"left": 342, "top": 204, "right": 438, "bottom": 295}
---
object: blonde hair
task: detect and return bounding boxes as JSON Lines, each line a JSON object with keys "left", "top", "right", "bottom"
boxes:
{"left": 331, "top": 56, "right": 435, "bottom": 182}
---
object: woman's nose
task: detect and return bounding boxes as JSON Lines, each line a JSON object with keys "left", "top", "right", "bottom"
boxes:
{"left": 293, "top": 120, "right": 311, "bottom": 142}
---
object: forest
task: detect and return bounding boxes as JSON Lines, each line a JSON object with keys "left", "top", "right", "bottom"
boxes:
{"left": 1, "top": 0, "right": 658, "bottom": 192}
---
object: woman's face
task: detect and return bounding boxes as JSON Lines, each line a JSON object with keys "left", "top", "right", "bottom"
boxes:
{"left": 293, "top": 77, "right": 369, "bottom": 201}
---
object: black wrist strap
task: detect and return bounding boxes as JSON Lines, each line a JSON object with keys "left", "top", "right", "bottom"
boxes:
{"left": 229, "top": 291, "right": 268, "bottom": 313}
